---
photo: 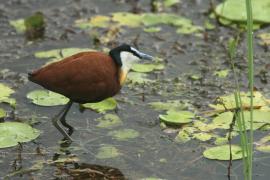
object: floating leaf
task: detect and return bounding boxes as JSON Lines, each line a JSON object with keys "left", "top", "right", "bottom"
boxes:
{"left": 35, "top": 48, "right": 95, "bottom": 64}
{"left": 27, "top": 90, "right": 69, "bottom": 106}
{"left": 96, "top": 114, "right": 123, "bottom": 129}
{"left": 9, "top": 19, "right": 26, "bottom": 33}
{"left": 75, "top": 15, "right": 111, "bottom": 29}
{"left": 82, "top": 98, "right": 117, "bottom": 113}
{"left": 193, "top": 132, "right": 212, "bottom": 142}
{"left": 257, "top": 33, "right": 270, "bottom": 45}
{"left": 256, "top": 134, "right": 270, "bottom": 152}
{"left": 95, "top": 145, "right": 120, "bottom": 159}
{"left": 112, "top": 12, "right": 143, "bottom": 27}
{"left": 127, "top": 72, "right": 153, "bottom": 84}
{"left": 76, "top": 13, "right": 201, "bottom": 35}
{"left": 0, "top": 122, "right": 40, "bottom": 148}
{"left": 215, "top": 0, "right": 270, "bottom": 23}
{"left": 149, "top": 100, "right": 186, "bottom": 111}
{"left": 164, "top": 0, "right": 180, "bottom": 7}
{"left": 203, "top": 145, "right": 243, "bottom": 160}
{"left": 213, "top": 69, "right": 229, "bottom": 78}
{"left": 209, "top": 110, "right": 270, "bottom": 131}
{"left": 108, "top": 129, "right": 139, "bottom": 141}
{"left": 0, "top": 109, "right": 6, "bottom": 119}
{"left": 131, "top": 63, "right": 164, "bottom": 73}
{"left": 159, "top": 110, "right": 194, "bottom": 125}
{"left": 143, "top": 27, "right": 161, "bottom": 33}
{"left": 209, "top": 91, "right": 270, "bottom": 111}
{"left": 0, "top": 83, "right": 16, "bottom": 107}
{"left": 0, "top": 83, "right": 14, "bottom": 99}
{"left": 175, "top": 130, "right": 191, "bottom": 143}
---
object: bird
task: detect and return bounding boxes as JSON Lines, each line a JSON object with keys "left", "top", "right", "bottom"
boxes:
{"left": 28, "top": 44, "right": 153, "bottom": 141}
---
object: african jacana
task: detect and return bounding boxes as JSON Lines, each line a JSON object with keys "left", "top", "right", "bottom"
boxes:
{"left": 28, "top": 44, "right": 153, "bottom": 141}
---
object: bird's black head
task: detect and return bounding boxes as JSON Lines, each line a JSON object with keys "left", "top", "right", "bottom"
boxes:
{"left": 109, "top": 44, "right": 153, "bottom": 67}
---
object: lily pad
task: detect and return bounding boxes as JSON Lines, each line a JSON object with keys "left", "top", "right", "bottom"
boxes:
{"left": 0, "top": 83, "right": 16, "bottom": 107}
{"left": 215, "top": 0, "right": 270, "bottom": 23}
{"left": 164, "top": 0, "right": 180, "bottom": 7}
{"left": 148, "top": 100, "right": 186, "bottom": 111}
{"left": 82, "top": 98, "right": 117, "bottom": 113}
{"left": 127, "top": 72, "right": 154, "bottom": 84}
{"left": 209, "top": 110, "right": 270, "bottom": 131}
{"left": 143, "top": 27, "right": 161, "bottom": 33}
{"left": 9, "top": 19, "right": 26, "bottom": 33}
{"left": 213, "top": 69, "right": 229, "bottom": 78}
{"left": 27, "top": 90, "right": 69, "bottom": 106}
{"left": 256, "top": 134, "right": 270, "bottom": 152}
{"left": 0, "top": 122, "right": 40, "bottom": 148}
{"left": 0, "top": 109, "right": 6, "bottom": 119}
{"left": 96, "top": 114, "right": 123, "bottom": 129}
{"left": 175, "top": 130, "right": 191, "bottom": 143}
{"left": 108, "top": 129, "right": 139, "bottom": 141}
{"left": 193, "top": 132, "right": 213, "bottom": 142}
{"left": 257, "top": 33, "right": 270, "bottom": 45}
{"left": 112, "top": 12, "right": 143, "bottom": 27}
{"left": 203, "top": 145, "right": 243, "bottom": 160}
{"left": 75, "top": 15, "right": 110, "bottom": 29}
{"left": 159, "top": 110, "right": 194, "bottom": 125}
{"left": 76, "top": 12, "right": 202, "bottom": 35}
{"left": 209, "top": 91, "right": 270, "bottom": 111}
{"left": 131, "top": 63, "right": 164, "bottom": 73}
{"left": 95, "top": 145, "right": 120, "bottom": 159}
{"left": 34, "top": 48, "right": 95, "bottom": 64}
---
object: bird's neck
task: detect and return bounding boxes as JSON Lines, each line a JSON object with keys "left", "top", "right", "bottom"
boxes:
{"left": 119, "top": 68, "right": 128, "bottom": 86}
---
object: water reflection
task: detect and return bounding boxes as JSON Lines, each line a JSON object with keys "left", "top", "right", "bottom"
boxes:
{"left": 52, "top": 138, "right": 126, "bottom": 179}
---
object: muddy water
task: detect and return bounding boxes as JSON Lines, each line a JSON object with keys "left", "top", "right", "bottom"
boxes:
{"left": 1, "top": 0, "right": 270, "bottom": 179}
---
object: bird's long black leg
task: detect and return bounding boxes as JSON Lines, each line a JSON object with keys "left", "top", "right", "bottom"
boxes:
{"left": 52, "top": 101, "right": 73, "bottom": 141}
{"left": 59, "top": 101, "right": 73, "bottom": 135}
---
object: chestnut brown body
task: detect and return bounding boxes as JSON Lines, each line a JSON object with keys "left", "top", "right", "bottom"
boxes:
{"left": 29, "top": 52, "right": 121, "bottom": 103}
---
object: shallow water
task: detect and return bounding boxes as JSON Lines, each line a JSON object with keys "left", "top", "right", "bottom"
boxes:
{"left": 1, "top": 0, "right": 270, "bottom": 179}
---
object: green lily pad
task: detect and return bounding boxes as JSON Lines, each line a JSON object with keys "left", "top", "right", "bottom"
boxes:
{"left": 143, "top": 27, "right": 161, "bottom": 33}
{"left": 215, "top": 0, "right": 270, "bottom": 23}
{"left": 0, "top": 122, "right": 40, "bottom": 148}
{"left": 0, "top": 83, "right": 14, "bottom": 100}
{"left": 9, "top": 19, "right": 26, "bottom": 33}
{"left": 75, "top": 15, "right": 110, "bottom": 29}
{"left": 112, "top": 12, "right": 143, "bottom": 27}
{"left": 127, "top": 72, "right": 154, "bottom": 84}
{"left": 34, "top": 48, "right": 95, "bottom": 64}
{"left": 257, "top": 33, "right": 270, "bottom": 45}
{"left": 203, "top": 145, "right": 243, "bottom": 160}
{"left": 159, "top": 110, "right": 194, "bottom": 125}
{"left": 0, "top": 83, "right": 16, "bottom": 107}
{"left": 108, "top": 129, "right": 139, "bottom": 141}
{"left": 96, "top": 114, "right": 123, "bottom": 129}
{"left": 213, "top": 69, "right": 229, "bottom": 78}
{"left": 164, "top": 0, "right": 180, "bottom": 7}
{"left": 76, "top": 12, "right": 202, "bottom": 35}
{"left": 175, "top": 130, "right": 191, "bottom": 143}
{"left": 27, "top": 90, "right": 69, "bottom": 106}
{"left": 148, "top": 100, "right": 186, "bottom": 111}
{"left": 82, "top": 98, "right": 117, "bottom": 113}
{"left": 95, "top": 145, "right": 120, "bottom": 159}
{"left": 0, "top": 109, "right": 6, "bottom": 119}
{"left": 256, "top": 134, "right": 270, "bottom": 152}
{"left": 193, "top": 132, "right": 213, "bottom": 142}
{"left": 209, "top": 110, "right": 270, "bottom": 131}
{"left": 140, "top": 178, "right": 165, "bottom": 180}
{"left": 209, "top": 91, "right": 270, "bottom": 111}
{"left": 131, "top": 63, "right": 164, "bottom": 73}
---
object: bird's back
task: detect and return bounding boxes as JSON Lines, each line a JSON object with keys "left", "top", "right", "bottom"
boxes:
{"left": 29, "top": 51, "right": 121, "bottom": 103}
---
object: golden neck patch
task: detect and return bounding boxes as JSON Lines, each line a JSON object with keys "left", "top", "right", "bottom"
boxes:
{"left": 119, "top": 69, "right": 128, "bottom": 86}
